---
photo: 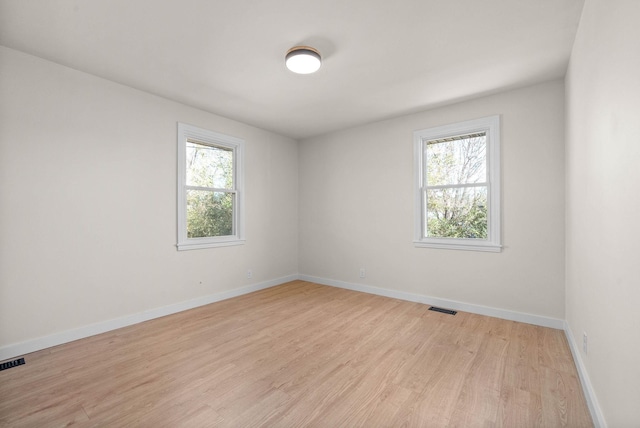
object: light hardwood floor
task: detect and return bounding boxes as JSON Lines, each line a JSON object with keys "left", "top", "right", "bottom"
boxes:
{"left": 0, "top": 280, "right": 593, "bottom": 427}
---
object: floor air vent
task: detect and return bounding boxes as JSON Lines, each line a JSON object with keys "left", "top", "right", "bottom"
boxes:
{"left": 0, "top": 358, "right": 25, "bottom": 371}
{"left": 428, "top": 306, "right": 457, "bottom": 315}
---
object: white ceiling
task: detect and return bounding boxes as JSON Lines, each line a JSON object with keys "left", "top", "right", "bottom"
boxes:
{"left": 0, "top": 0, "right": 585, "bottom": 140}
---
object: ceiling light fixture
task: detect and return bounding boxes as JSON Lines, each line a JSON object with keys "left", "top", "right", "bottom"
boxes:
{"left": 285, "top": 46, "right": 321, "bottom": 74}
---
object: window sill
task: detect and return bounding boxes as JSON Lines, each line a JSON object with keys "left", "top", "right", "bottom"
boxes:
{"left": 413, "top": 240, "right": 502, "bottom": 253}
{"left": 177, "top": 238, "right": 245, "bottom": 251}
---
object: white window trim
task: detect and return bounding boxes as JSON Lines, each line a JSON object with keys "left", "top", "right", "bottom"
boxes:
{"left": 177, "top": 123, "right": 245, "bottom": 251}
{"left": 413, "top": 115, "right": 501, "bottom": 252}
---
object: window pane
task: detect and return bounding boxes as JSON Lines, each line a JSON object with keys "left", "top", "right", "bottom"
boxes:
{"left": 426, "top": 134, "right": 486, "bottom": 186}
{"left": 186, "top": 190, "right": 234, "bottom": 238}
{"left": 186, "top": 141, "right": 233, "bottom": 189}
{"left": 425, "top": 187, "right": 488, "bottom": 239}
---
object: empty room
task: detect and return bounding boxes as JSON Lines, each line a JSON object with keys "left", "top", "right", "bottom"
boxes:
{"left": 1, "top": 0, "right": 638, "bottom": 426}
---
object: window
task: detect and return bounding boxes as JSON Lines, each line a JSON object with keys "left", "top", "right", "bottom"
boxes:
{"left": 177, "top": 123, "right": 244, "bottom": 250}
{"left": 414, "top": 115, "right": 501, "bottom": 252}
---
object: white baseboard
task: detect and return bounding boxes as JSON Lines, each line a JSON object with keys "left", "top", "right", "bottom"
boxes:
{"left": 299, "top": 274, "right": 565, "bottom": 329}
{"left": 563, "top": 321, "right": 607, "bottom": 428}
{"left": 0, "top": 274, "right": 298, "bottom": 362}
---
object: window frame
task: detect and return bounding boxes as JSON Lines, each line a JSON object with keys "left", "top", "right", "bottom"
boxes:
{"left": 413, "top": 115, "right": 501, "bottom": 252}
{"left": 177, "top": 122, "right": 245, "bottom": 251}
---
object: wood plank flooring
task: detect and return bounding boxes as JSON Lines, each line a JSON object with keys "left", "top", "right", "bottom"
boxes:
{"left": 0, "top": 281, "right": 593, "bottom": 427}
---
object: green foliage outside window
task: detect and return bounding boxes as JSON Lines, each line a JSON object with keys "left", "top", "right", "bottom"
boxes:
{"left": 426, "top": 189, "right": 487, "bottom": 238}
{"left": 187, "top": 191, "right": 233, "bottom": 238}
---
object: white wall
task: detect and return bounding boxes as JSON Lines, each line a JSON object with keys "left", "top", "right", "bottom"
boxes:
{"left": 565, "top": 0, "right": 640, "bottom": 425}
{"left": 299, "top": 80, "right": 566, "bottom": 319}
{"left": 0, "top": 46, "right": 298, "bottom": 350}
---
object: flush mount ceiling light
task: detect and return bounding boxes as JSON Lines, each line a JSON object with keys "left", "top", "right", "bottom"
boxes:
{"left": 285, "top": 46, "right": 321, "bottom": 74}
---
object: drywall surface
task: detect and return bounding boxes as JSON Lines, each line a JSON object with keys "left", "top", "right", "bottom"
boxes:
{"left": 299, "top": 80, "right": 566, "bottom": 318}
{"left": 0, "top": 47, "right": 298, "bottom": 348}
{"left": 565, "top": 0, "right": 640, "bottom": 425}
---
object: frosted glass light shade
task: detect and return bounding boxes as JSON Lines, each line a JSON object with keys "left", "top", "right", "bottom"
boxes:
{"left": 285, "top": 46, "right": 321, "bottom": 74}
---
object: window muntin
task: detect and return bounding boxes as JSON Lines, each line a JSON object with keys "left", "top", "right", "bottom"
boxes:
{"left": 178, "top": 123, "right": 244, "bottom": 250}
{"left": 414, "top": 116, "right": 501, "bottom": 252}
